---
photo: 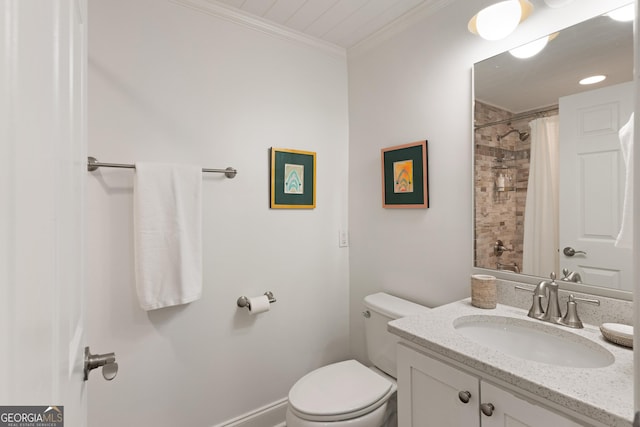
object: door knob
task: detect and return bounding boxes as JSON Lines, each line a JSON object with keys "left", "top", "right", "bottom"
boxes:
{"left": 563, "top": 247, "right": 586, "bottom": 257}
{"left": 84, "top": 346, "right": 118, "bottom": 381}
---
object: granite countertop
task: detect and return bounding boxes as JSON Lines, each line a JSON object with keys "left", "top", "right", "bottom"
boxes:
{"left": 388, "top": 299, "right": 634, "bottom": 427}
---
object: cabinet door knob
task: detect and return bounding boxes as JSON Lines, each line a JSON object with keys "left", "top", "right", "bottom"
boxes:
{"left": 458, "top": 390, "right": 471, "bottom": 403}
{"left": 480, "top": 403, "right": 495, "bottom": 416}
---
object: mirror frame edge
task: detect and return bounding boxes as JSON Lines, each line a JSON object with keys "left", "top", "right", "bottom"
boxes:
{"left": 470, "top": 266, "right": 633, "bottom": 301}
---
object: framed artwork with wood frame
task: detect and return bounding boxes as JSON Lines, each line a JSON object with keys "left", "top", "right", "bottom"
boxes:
{"left": 381, "top": 140, "right": 429, "bottom": 208}
{"left": 270, "top": 148, "right": 316, "bottom": 209}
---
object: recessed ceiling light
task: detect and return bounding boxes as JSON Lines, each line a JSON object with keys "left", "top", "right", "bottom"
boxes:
{"left": 605, "top": 4, "right": 634, "bottom": 22}
{"left": 579, "top": 75, "right": 606, "bottom": 85}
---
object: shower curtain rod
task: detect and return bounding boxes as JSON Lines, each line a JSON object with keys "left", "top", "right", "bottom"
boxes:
{"left": 474, "top": 105, "right": 559, "bottom": 130}
{"left": 87, "top": 156, "right": 237, "bottom": 178}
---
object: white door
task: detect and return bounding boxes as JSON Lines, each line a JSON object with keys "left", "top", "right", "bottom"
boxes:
{"left": 558, "top": 81, "right": 634, "bottom": 291}
{"left": 0, "top": 0, "right": 88, "bottom": 424}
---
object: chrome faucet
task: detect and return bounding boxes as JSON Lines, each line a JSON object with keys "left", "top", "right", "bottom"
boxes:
{"left": 496, "top": 261, "right": 520, "bottom": 273}
{"left": 561, "top": 268, "right": 582, "bottom": 283}
{"left": 517, "top": 272, "right": 600, "bottom": 329}
{"left": 533, "top": 272, "right": 562, "bottom": 324}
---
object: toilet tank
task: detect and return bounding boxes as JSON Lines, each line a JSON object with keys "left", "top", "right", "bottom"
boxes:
{"left": 363, "top": 292, "right": 430, "bottom": 378}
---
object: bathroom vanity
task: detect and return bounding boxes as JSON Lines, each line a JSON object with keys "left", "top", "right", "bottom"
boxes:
{"left": 389, "top": 299, "right": 633, "bottom": 427}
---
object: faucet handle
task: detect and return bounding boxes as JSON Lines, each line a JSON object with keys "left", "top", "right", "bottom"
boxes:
{"left": 560, "top": 294, "right": 600, "bottom": 329}
{"left": 573, "top": 296, "right": 600, "bottom": 306}
{"left": 550, "top": 272, "right": 556, "bottom": 281}
{"left": 515, "top": 286, "right": 545, "bottom": 319}
{"left": 528, "top": 294, "right": 545, "bottom": 319}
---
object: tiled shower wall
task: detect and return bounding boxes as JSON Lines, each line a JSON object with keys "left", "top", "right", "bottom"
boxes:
{"left": 474, "top": 102, "right": 531, "bottom": 272}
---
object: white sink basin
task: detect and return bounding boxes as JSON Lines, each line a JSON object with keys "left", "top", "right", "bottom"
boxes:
{"left": 453, "top": 315, "right": 614, "bottom": 368}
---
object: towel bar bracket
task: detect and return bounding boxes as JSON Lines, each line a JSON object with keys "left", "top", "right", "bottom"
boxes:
{"left": 87, "top": 156, "right": 98, "bottom": 172}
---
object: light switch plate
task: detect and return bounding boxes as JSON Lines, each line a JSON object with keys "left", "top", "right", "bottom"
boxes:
{"left": 339, "top": 230, "right": 349, "bottom": 247}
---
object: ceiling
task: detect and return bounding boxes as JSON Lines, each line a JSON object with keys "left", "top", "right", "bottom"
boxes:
{"left": 210, "top": 1, "right": 633, "bottom": 114}
{"left": 213, "top": 0, "right": 435, "bottom": 48}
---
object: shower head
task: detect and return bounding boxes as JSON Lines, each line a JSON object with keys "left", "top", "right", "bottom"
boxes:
{"left": 497, "top": 129, "right": 529, "bottom": 141}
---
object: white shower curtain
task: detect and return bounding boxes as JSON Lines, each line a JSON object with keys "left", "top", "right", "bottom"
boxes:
{"left": 522, "top": 115, "right": 560, "bottom": 277}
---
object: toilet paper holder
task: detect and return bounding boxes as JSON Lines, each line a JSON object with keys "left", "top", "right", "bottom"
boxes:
{"left": 237, "top": 291, "right": 277, "bottom": 310}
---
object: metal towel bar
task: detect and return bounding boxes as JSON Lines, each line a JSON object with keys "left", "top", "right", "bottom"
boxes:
{"left": 87, "top": 156, "right": 237, "bottom": 178}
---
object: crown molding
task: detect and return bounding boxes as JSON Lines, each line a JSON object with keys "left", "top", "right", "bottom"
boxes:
{"left": 170, "top": 0, "right": 346, "bottom": 58}
{"left": 348, "top": 0, "right": 456, "bottom": 58}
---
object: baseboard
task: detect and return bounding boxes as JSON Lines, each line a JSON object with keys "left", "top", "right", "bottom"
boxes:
{"left": 212, "top": 397, "right": 288, "bottom": 427}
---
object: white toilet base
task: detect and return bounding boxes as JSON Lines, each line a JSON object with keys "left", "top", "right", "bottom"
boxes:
{"left": 285, "top": 394, "right": 396, "bottom": 427}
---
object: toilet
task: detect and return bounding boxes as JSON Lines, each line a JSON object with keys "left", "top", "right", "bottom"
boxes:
{"left": 286, "top": 292, "right": 430, "bottom": 427}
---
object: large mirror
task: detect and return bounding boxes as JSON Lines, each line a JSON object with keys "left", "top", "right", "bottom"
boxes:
{"left": 473, "top": 4, "right": 634, "bottom": 297}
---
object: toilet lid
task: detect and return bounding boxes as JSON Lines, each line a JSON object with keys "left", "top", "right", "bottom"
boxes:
{"left": 288, "top": 360, "right": 392, "bottom": 418}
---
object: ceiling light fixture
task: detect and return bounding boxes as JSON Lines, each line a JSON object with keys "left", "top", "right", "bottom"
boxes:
{"left": 509, "top": 36, "right": 548, "bottom": 58}
{"left": 509, "top": 32, "right": 558, "bottom": 59}
{"left": 468, "top": 0, "right": 534, "bottom": 41}
{"left": 606, "top": 4, "right": 634, "bottom": 22}
{"left": 579, "top": 75, "right": 607, "bottom": 85}
{"left": 543, "top": 0, "right": 575, "bottom": 8}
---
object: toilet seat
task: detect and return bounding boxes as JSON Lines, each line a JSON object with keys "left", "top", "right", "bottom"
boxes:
{"left": 288, "top": 360, "right": 395, "bottom": 422}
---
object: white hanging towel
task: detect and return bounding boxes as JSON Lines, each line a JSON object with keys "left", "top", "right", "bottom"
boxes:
{"left": 134, "top": 162, "right": 203, "bottom": 310}
{"left": 615, "top": 113, "right": 634, "bottom": 249}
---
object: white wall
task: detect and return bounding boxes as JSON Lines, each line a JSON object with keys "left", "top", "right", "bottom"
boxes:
{"left": 347, "top": 0, "right": 631, "bottom": 364}
{"left": 86, "top": 0, "right": 350, "bottom": 425}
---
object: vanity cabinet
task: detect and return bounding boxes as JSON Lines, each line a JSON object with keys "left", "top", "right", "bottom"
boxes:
{"left": 397, "top": 343, "right": 583, "bottom": 427}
